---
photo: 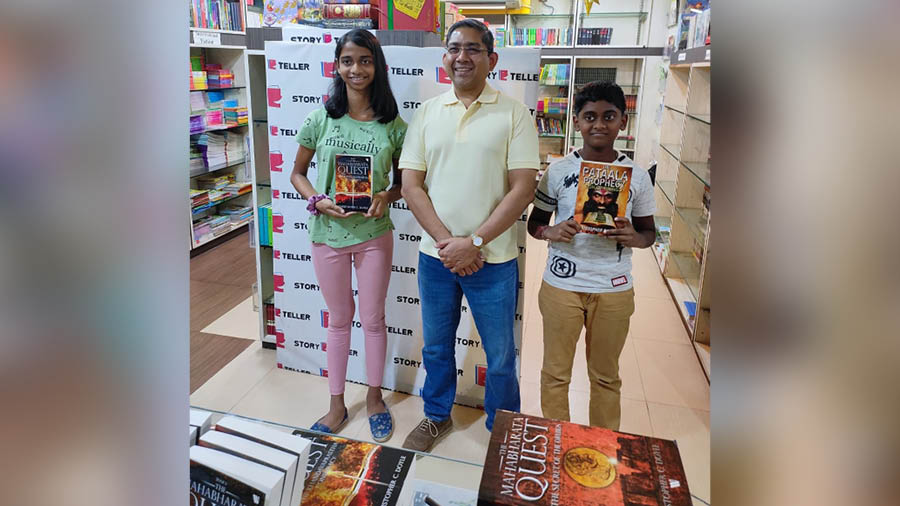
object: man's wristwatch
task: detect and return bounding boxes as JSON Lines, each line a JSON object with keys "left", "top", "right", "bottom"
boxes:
{"left": 471, "top": 234, "right": 484, "bottom": 248}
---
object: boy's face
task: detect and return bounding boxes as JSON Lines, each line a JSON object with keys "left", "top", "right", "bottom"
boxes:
{"left": 574, "top": 99, "right": 627, "bottom": 151}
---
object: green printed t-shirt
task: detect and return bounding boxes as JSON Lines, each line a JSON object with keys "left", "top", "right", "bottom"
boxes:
{"left": 296, "top": 108, "right": 407, "bottom": 248}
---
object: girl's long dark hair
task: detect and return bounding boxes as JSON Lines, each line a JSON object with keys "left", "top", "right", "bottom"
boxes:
{"left": 324, "top": 29, "right": 399, "bottom": 124}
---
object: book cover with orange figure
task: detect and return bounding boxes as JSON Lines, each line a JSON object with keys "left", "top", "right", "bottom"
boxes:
{"left": 478, "top": 410, "right": 691, "bottom": 505}
{"left": 573, "top": 161, "right": 632, "bottom": 234}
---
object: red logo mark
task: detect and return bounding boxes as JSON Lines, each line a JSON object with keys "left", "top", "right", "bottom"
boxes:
{"left": 267, "top": 86, "right": 282, "bottom": 108}
{"left": 270, "top": 125, "right": 278, "bottom": 136}
{"left": 272, "top": 189, "right": 280, "bottom": 199}
{"left": 321, "top": 342, "right": 327, "bottom": 352}
{"left": 321, "top": 61, "right": 335, "bottom": 78}
{"left": 277, "top": 362, "right": 283, "bottom": 369}
{"left": 475, "top": 364, "right": 487, "bottom": 386}
{"left": 273, "top": 274, "right": 284, "bottom": 292}
{"left": 269, "top": 151, "right": 283, "bottom": 172}
{"left": 499, "top": 70, "right": 509, "bottom": 81}
{"left": 268, "top": 59, "right": 276, "bottom": 70}
{"left": 611, "top": 275, "right": 628, "bottom": 287}
{"left": 320, "top": 310, "right": 329, "bottom": 328}
{"left": 436, "top": 67, "right": 451, "bottom": 84}
{"left": 275, "top": 329, "right": 285, "bottom": 348}
{"left": 275, "top": 308, "right": 281, "bottom": 317}
{"left": 322, "top": 94, "right": 329, "bottom": 103}
{"left": 323, "top": 33, "right": 333, "bottom": 43}
{"left": 272, "top": 214, "right": 284, "bottom": 234}
{"left": 273, "top": 249, "right": 281, "bottom": 259}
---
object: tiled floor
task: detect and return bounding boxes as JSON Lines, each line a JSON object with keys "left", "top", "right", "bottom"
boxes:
{"left": 191, "top": 233, "right": 711, "bottom": 504}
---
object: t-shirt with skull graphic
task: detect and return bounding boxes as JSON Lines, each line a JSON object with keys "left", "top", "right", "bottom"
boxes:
{"left": 533, "top": 150, "right": 655, "bottom": 293}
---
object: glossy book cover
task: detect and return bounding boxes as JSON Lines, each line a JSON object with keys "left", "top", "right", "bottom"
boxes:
{"left": 573, "top": 161, "right": 632, "bottom": 234}
{"left": 478, "top": 410, "right": 692, "bottom": 505}
{"left": 334, "top": 154, "right": 373, "bottom": 213}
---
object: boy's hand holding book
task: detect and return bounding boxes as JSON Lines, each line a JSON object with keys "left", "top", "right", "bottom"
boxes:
{"left": 603, "top": 217, "right": 641, "bottom": 246}
{"left": 542, "top": 219, "right": 579, "bottom": 243}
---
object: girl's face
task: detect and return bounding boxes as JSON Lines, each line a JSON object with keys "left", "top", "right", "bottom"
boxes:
{"left": 337, "top": 41, "right": 374, "bottom": 93}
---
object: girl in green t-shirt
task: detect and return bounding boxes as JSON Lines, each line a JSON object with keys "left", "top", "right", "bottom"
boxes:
{"left": 290, "top": 29, "right": 406, "bottom": 443}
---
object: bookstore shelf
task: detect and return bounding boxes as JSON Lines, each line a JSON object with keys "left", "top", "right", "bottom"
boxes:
{"left": 193, "top": 221, "right": 250, "bottom": 250}
{"left": 653, "top": 5, "right": 710, "bottom": 380}
{"left": 191, "top": 189, "right": 252, "bottom": 215}
{"left": 668, "top": 251, "right": 701, "bottom": 301}
{"left": 681, "top": 160, "right": 710, "bottom": 186}
{"left": 192, "top": 86, "right": 248, "bottom": 92}
{"left": 191, "top": 28, "right": 246, "bottom": 36}
{"left": 657, "top": 180, "right": 676, "bottom": 204}
{"left": 686, "top": 112, "right": 710, "bottom": 125}
{"left": 510, "top": 14, "right": 573, "bottom": 18}
{"left": 200, "top": 123, "right": 248, "bottom": 134}
{"left": 579, "top": 12, "right": 649, "bottom": 20}
{"left": 660, "top": 142, "right": 682, "bottom": 160}
{"left": 190, "top": 156, "right": 248, "bottom": 178}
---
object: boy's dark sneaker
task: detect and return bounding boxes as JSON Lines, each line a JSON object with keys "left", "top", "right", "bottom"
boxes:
{"left": 401, "top": 417, "right": 452, "bottom": 452}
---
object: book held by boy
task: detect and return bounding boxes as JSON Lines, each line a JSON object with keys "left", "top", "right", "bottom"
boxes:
{"left": 290, "top": 428, "right": 417, "bottom": 506}
{"left": 477, "top": 410, "right": 692, "bottom": 505}
{"left": 334, "top": 154, "right": 373, "bottom": 213}
{"left": 573, "top": 161, "right": 633, "bottom": 233}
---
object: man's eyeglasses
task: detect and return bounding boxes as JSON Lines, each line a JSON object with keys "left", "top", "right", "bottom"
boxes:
{"left": 446, "top": 45, "right": 490, "bottom": 57}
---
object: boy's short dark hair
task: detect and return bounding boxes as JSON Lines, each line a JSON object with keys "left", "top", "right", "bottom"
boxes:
{"left": 446, "top": 19, "right": 494, "bottom": 54}
{"left": 573, "top": 81, "right": 627, "bottom": 115}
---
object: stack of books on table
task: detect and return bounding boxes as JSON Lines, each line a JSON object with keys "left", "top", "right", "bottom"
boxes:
{"left": 477, "top": 410, "right": 693, "bottom": 505}
{"left": 322, "top": 0, "right": 373, "bottom": 29}
{"left": 189, "top": 411, "right": 419, "bottom": 506}
{"left": 191, "top": 411, "right": 312, "bottom": 506}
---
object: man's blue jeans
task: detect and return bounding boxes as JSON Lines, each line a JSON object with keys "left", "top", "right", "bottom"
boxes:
{"left": 418, "top": 252, "right": 521, "bottom": 431}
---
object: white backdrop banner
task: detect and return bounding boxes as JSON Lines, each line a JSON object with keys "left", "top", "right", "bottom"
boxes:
{"left": 265, "top": 33, "right": 540, "bottom": 408}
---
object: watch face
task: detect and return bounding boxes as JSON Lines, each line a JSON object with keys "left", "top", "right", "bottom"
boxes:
{"left": 472, "top": 235, "right": 484, "bottom": 247}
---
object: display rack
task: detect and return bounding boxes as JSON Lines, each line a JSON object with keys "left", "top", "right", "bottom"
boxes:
{"left": 653, "top": 43, "right": 710, "bottom": 380}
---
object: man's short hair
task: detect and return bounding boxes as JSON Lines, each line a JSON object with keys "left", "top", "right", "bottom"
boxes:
{"left": 446, "top": 19, "right": 494, "bottom": 54}
{"left": 574, "top": 81, "right": 627, "bottom": 115}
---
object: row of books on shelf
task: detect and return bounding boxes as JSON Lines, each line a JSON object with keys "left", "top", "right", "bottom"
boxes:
{"left": 258, "top": 203, "right": 273, "bottom": 246}
{"left": 192, "top": 208, "right": 249, "bottom": 245}
{"left": 190, "top": 0, "right": 245, "bottom": 32}
{"left": 507, "top": 27, "right": 572, "bottom": 47}
{"left": 190, "top": 131, "right": 246, "bottom": 171}
{"left": 537, "top": 116, "right": 565, "bottom": 136}
{"left": 574, "top": 66, "right": 617, "bottom": 85}
{"left": 677, "top": 7, "right": 710, "bottom": 51}
{"left": 190, "top": 106, "right": 249, "bottom": 134}
{"left": 539, "top": 63, "right": 570, "bottom": 86}
{"left": 536, "top": 96, "right": 568, "bottom": 115}
{"left": 189, "top": 408, "right": 692, "bottom": 506}
{"left": 190, "top": 70, "right": 235, "bottom": 90}
{"left": 191, "top": 179, "right": 252, "bottom": 214}
{"left": 578, "top": 27, "right": 614, "bottom": 45}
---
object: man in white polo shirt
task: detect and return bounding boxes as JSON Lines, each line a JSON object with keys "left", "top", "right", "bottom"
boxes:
{"left": 399, "top": 19, "right": 539, "bottom": 452}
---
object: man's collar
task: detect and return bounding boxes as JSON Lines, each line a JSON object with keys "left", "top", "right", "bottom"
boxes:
{"left": 442, "top": 83, "right": 500, "bottom": 105}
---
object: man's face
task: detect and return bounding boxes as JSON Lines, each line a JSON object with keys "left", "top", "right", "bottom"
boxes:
{"left": 442, "top": 27, "right": 498, "bottom": 93}
{"left": 574, "top": 99, "right": 627, "bottom": 150}
{"left": 603, "top": 194, "right": 615, "bottom": 205}
{"left": 591, "top": 192, "right": 603, "bottom": 203}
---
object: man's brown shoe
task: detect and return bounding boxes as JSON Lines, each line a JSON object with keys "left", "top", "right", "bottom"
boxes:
{"left": 401, "top": 417, "right": 452, "bottom": 452}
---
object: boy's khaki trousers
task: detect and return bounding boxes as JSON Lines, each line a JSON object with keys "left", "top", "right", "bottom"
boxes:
{"left": 538, "top": 281, "right": 635, "bottom": 429}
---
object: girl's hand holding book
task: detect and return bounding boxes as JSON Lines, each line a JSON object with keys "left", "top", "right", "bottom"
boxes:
{"left": 364, "top": 192, "right": 389, "bottom": 219}
{"left": 315, "top": 197, "right": 354, "bottom": 219}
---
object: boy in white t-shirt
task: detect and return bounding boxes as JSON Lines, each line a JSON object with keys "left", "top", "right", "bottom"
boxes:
{"left": 527, "top": 81, "right": 656, "bottom": 429}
